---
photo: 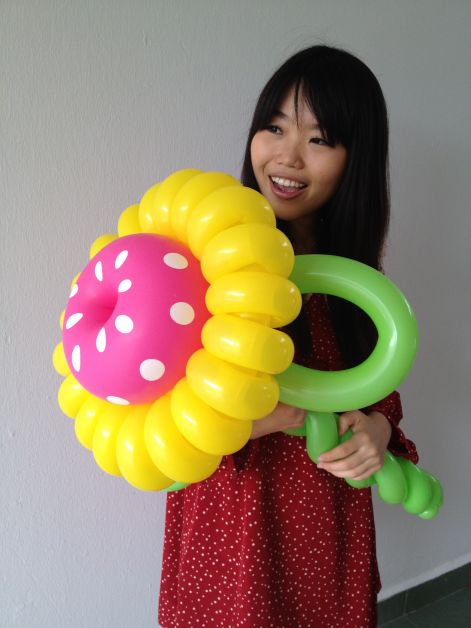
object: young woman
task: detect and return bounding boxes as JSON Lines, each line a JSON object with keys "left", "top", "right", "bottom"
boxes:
{"left": 158, "top": 45, "right": 418, "bottom": 628}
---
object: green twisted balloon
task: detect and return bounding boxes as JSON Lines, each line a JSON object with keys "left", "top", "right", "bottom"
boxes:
{"left": 279, "top": 254, "right": 442, "bottom": 519}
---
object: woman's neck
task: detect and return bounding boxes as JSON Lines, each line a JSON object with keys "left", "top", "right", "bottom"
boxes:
{"left": 288, "top": 214, "right": 317, "bottom": 255}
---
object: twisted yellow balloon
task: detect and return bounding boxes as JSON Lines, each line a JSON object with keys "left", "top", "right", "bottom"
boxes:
{"left": 53, "top": 170, "right": 302, "bottom": 490}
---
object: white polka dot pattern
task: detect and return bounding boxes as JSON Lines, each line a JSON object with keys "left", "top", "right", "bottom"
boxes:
{"left": 115, "top": 249, "right": 128, "bottom": 269}
{"left": 71, "top": 345, "right": 81, "bottom": 372}
{"left": 96, "top": 328, "right": 106, "bottom": 353}
{"left": 158, "top": 295, "right": 418, "bottom": 628}
{"left": 164, "top": 252, "right": 189, "bottom": 269}
{"left": 61, "top": 233, "right": 210, "bottom": 405}
{"left": 106, "top": 395, "right": 130, "bottom": 405}
{"left": 140, "top": 359, "right": 165, "bottom": 381}
{"left": 65, "top": 313, "right": 83, "bottom": 329}
{"left": 170, "top": 302, "right": 195, "bottom": 325}
{"left": 118, "top": 279, "right": 132, "bottom": 293}
{"left": 95, "top": 261, "right": 103, "bottom": 282}
{"left": 115, "top": 314, "right": 134, "bottom": 334}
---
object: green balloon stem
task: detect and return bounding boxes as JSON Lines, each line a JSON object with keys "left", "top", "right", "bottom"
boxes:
{"left": 305, "top": 411, "right": 339, "bottom": 463}
{"left": 284, "top": 425, "right": 307, "bottom": 437}
{"left": 418, "top": 474, "right": 443, "bottom": 520}
{"left": 375, "top": 452, "right": 407, "bottom": 504}
{"left": 283, "top": 411, "right": 442, "bottom": 517}
{"left": 162, "top": 481, "right": 188, "bottom": 493}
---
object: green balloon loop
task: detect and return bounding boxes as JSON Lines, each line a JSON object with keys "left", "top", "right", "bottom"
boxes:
{"left": 278, "top": 255, "right": 442, "bottom": 519}
{"left": 277, "top": 254, "right": 418, "bottom": 411}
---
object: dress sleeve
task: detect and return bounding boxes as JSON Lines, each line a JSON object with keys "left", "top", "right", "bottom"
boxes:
{"left": 364, "top": 391, "right": 419, "bottom": 464}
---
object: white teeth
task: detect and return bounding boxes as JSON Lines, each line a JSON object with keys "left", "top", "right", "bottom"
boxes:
{"left": 271, "top": 176, "right": 306, "bottom": 189}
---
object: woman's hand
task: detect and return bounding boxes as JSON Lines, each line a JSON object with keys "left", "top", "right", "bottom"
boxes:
{"left": 316, "top": 410, "right": 392, "bottom": 481}
{"left": 250, "top": 402, "right": 306, "bottom": 440}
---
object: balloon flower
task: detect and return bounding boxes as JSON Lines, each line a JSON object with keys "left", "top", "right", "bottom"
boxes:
{"left": 53, "top": 170, "right": 442, "bottom": 519}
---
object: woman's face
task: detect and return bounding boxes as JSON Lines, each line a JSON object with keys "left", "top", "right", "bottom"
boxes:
{"left": 250, "top": 87, "right": 347, "bottom": 222}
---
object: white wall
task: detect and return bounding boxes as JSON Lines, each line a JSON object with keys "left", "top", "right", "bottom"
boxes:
{"left": 1, "top": 1, "right": 470, "bottom": 626}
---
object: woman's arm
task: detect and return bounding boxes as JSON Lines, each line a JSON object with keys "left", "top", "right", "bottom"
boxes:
{"left": 250, "top": 405, "right": 391, "bottom": 480}
{"left": 250, "top": 402, "right": 306, "bottom": 440}
{"left": 250, "top": 399, "right": 414, "bottom": 482}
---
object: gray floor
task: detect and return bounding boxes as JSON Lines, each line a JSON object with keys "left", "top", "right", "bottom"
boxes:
{"left": 379, "top": 587, "right": 471, "bottom": 627}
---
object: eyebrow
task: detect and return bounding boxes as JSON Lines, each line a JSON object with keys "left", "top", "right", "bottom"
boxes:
{"left": 272, "top": 109, "right": 320, "bottom": 130}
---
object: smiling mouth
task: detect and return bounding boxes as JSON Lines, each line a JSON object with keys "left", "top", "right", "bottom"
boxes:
{"left": 269, "top": 176, "right": 307, "bottom": 198}
{"left": 270, "top": 176, "right": 306, "bottom": 189}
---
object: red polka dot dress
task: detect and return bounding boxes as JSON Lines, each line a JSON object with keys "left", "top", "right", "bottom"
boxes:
{"left": 158, "top": 294, "right": 418, "bottom": 628}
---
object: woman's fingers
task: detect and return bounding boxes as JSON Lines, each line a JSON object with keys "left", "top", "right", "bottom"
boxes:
{"left": 319, "top": 456, "right": 382, "bottom": 480}
{"left": 318, "top": 450, "right": 366, "bottom": 473}
{"left": 317, "top": 436, "right": 383, "bottom": 479}
{"left": 317, "top": 438, "right": 358, "bottom": 463}
{"left": 316, "top": 410, "right": 390, "bottom": 480}
{"left": 337, "top": 411, "right": 359, "bottom": 436}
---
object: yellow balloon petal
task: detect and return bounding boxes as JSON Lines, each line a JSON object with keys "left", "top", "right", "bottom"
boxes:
{"left": 70, "top": 273, "right": 80, "bottom": 290}
{"left": 171, "top": 172, "right": 240, "bottom": 244}
{"left": 53, "top": 342, "right": 70, "bottom": 376}
{"left": 54, "top": 170, "right": 310, "bottom": 492}
{"left": 144, "top": 168, "right": 202, "bottom": 240}
{"left": 92, "top": 405, "right": 130, "bottom": 476}
{"left": 206, "top": 271, "right": 302, "bottom": 328}
{"left": 116, "top": 406, "right": 173, "bottom": 490}
{"left": 138, "top": 183, "right": 161, "bottom": 233}
{"left": 188, "top": 186, "right": 275, "bottom": 259}
{"left": 201, "top": 223, "right": 294, "bottom": 282}
{"left": 144, "top": 394, "right": 222, "bottom": 483}
{"left": 58, "top": 375, "right": 88, "bottom": 418}
{"left": 89, "top": 234, "right": 117, "bottom": 259}
{"left": 186, "top": 349, "right": 279, "bottom": 420}
{"left": 139, "top": 172, "right": 203, "bottom": 238}
{"left": 118, "top": 204, "right": 141, "bottom": 236}
{"left": 202, "top": 314, "right": 294, "bottom": 374}
{"left": 171, "top": 378, "right": 252, "bottom": 455}
{"left": 75, "top": 396, "right": 108, "bottom": 450}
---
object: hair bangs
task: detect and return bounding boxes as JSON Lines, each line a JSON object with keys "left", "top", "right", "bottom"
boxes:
{"left": 296, "top": 75, "right": 353, "bottom": 149}
{"left": 255, "top": 67, "right": 353, "bottom": 150}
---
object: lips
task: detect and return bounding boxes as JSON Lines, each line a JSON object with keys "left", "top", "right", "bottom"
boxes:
{"left": 269, "top": 175, "right": 307, "bottom": 199}
{"left": 270, "top": 175, "right": 306, "bottom": 189}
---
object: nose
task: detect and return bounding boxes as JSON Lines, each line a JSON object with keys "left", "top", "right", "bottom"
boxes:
{"left": 275, "top": 137, "right": 303, "bottom": 169}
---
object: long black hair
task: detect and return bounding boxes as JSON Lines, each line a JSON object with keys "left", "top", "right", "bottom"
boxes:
{"left": 241, "top": 45, "right": 390, "bottom": 367}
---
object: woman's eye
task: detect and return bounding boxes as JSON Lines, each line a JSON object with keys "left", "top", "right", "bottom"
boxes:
{"left": 265, "top": 125, "right": 281, "bottom": 134}
{"left": 310, "top": 137, "right": 329, "bottom": 146}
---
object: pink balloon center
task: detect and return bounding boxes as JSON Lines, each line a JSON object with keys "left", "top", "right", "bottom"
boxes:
{"left": 62, "top": 234, "right": 210, "bottom": 405}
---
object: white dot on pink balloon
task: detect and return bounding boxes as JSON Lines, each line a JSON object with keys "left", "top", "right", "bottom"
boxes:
{"left": 170, "top": 302, "right": 195, "bottom": 325}
{"left": 106, "top": 395, "right": 130, "bottom": 405}
{"left": 71, "top": 345, "right": 81, "bottom": 371}
{"left": 163, "top": 252, "right": 189, "bottom": 269}
{"left": 115, "top": 314, "right": 134, "bottom": 334}
{"left": 115, "top": 250, "right": 128, "bottom": 269}
{"left": 96, "top": 327, "right": 106, "bottom": 352}
{"left": 139, "top": 359, "right": 165, "bottom": 381}
{"left": 66, "top": 312, "right": 83, "bottom": 329}
{"left": 95, "top": 261, "right": 103, "bottom": 282}
{"left": 118, "top": 279, "right": 132, "bottom": 293}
